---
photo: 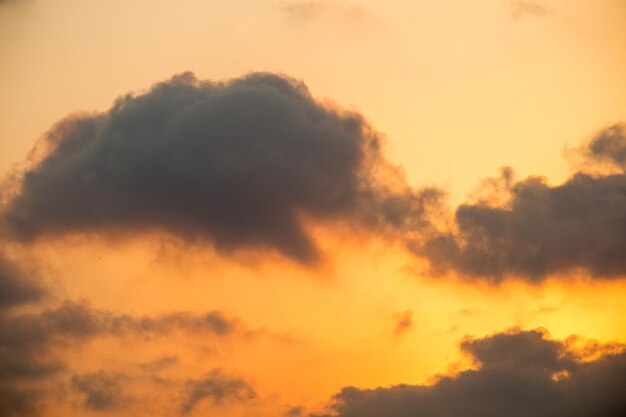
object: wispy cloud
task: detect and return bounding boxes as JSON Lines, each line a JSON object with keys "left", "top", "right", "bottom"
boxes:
{"left": 510, "top": 0, "right": 553, "bottom": 20}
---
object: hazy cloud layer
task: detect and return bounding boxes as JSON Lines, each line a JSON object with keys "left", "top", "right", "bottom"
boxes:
{"left": 0, "top": 297, "right": 240, "bottom": 416}
{"left": 417, "top": 124, "right": 626, "bottom": 281}
{"left": 0, "top": 301, "right": 238, "bottom": 379}
{"left": 313, "top": 329, "right": 626, "bottom": 417}
{"left": 0, "top": 253, "right": 46, "bottom": 309}
{"left": 2, "top": 72, "right": 437, "bottom": 264}
{"left": 72, "top": 371, "right": 128, "bottom": 411}
{"left": 138, "top": 355, "right": 179, "bottom": 374}
{"left": 68, "top": 367, "right": 255, "bottom": 415}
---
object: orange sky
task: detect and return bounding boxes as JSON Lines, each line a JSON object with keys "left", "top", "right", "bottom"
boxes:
{"left": 0, "top": 1, "right": 625, "bottom": 417}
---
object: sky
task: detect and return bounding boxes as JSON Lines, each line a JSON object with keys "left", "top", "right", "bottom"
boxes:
{"left": 0, "top": 1, "right": 625, "bottom": 416}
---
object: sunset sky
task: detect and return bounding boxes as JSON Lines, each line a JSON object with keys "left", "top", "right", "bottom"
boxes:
{"left": 1, "top": 1, "right": 625, "bottom": 416}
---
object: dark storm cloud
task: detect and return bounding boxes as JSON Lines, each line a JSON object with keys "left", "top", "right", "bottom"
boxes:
{"left": 181, "top": 369, "right": 255, "bottom": 414}
{"left": 71, "top": 371, "right": 127, "bottom": 411}
{"left": 415, "top": 124, "right": 626, "bottom": 282}
{"left": 2, "top": 72, "right": 437, "bottom": 264}
{"left": 313, "top": 329, "right": 626, "bottom": 417}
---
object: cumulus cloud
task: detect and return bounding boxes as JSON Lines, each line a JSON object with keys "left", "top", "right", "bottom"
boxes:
{"left": 1, "top": 71, "right": 623, "bottom": 281}
{"left": 2, "top": 72, "right": 438, "bottom": 264}
{"left": 416, "top": 124, "right": 626, "bottom": 282}
{"left": 584, "top": 122, "right": 626, "bottom": 170}
{"left": 181, "top": 369, "right": 255, "bottom": 414}
{"left": 313, "top": 329, "right": 626, "bottom": 417}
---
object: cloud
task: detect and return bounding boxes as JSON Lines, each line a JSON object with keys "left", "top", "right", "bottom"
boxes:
{"left": 0, "top": 386, "right": 38, "bottom": 417}
{"left": 510, "top": 0, "right": 552, "bottom": 20}
{"left": 0, "top": 299, "right": 241, "bottom": 416}
{"left": 71, "top": 371, "right": 128, "bottom": 411}
{"left": 313, "top": 329, "right": 626, "bottom": 417}
{"left": 68, "top": 368, "right": 255, "bottom": 415}
{"left": 1, "top": 71, "right": 622, "bottom": 282}
{"left": 1, "top": 72, "right": 438, "bottom": 264}
{"left": 274, "top": 1, "right": 371, "bottom": 22}
{"left": 138, "top": 355, "right": 179, "bottom": 373}
{"left": 0, "top": 256, "right": 48, "bottom": 417}
{"left": 181, "top": 369, "right": 255, "bottom": 414}
{"left": 0, "top": 252, "right": 46, "bottom": 309}
{"left": 392, "top": 310, "right": 413, "bottom": 338}
{"left": 584, "top": 123, "right": 626, "bottom": 170}
{"left": 415, "top": 124, "right": 626, "bottom": 282}
{"left": 286, "top": 406, "right": 305, "bottom": 416}
{"left": 0, "top": 301, "right": 238, "bottom": 379}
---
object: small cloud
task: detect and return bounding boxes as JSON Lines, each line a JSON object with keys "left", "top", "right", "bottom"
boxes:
{"left": 138, "top": 355, "right": 178, "bottom": 373}
{"left": 274, "top": 0, "right": 373, "bottom": 24}
{"left": 393, "top": 310, "right": 413, "bottom": 338}
{"left": 510, "top": 0, "right": 552, "bottom": 20}
{"left": 180, "top": 369, "right": 256, "bottom": 414}
{"left": 286, "top": 405, "right": 305, "bottom": 416}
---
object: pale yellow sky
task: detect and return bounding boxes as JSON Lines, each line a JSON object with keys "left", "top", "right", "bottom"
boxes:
{"left": 2, "top": 0, "right": 624, "bottom": 202}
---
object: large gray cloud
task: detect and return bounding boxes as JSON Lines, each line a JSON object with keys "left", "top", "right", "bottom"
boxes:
{"left": 1, "top": 70, "right": 624, "bottom": 283}
{"left": 313, "top": 329, "right": 626, "bottom": 417}
{"left": 1, "top": 72, "right": 437, "bottom": 264}
{"left": 416, "top": 124, "right": 626, "bottom": 281}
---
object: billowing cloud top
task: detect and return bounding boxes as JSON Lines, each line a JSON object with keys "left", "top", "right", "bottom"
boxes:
{"left": 418, "top": 124, "right": 626, "bottom": 281}
{"left": 314, "top": 329, "right": 626, "bottom": 417}
{"left": 2, "top": 72, "right": 435, "bottom": 264}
